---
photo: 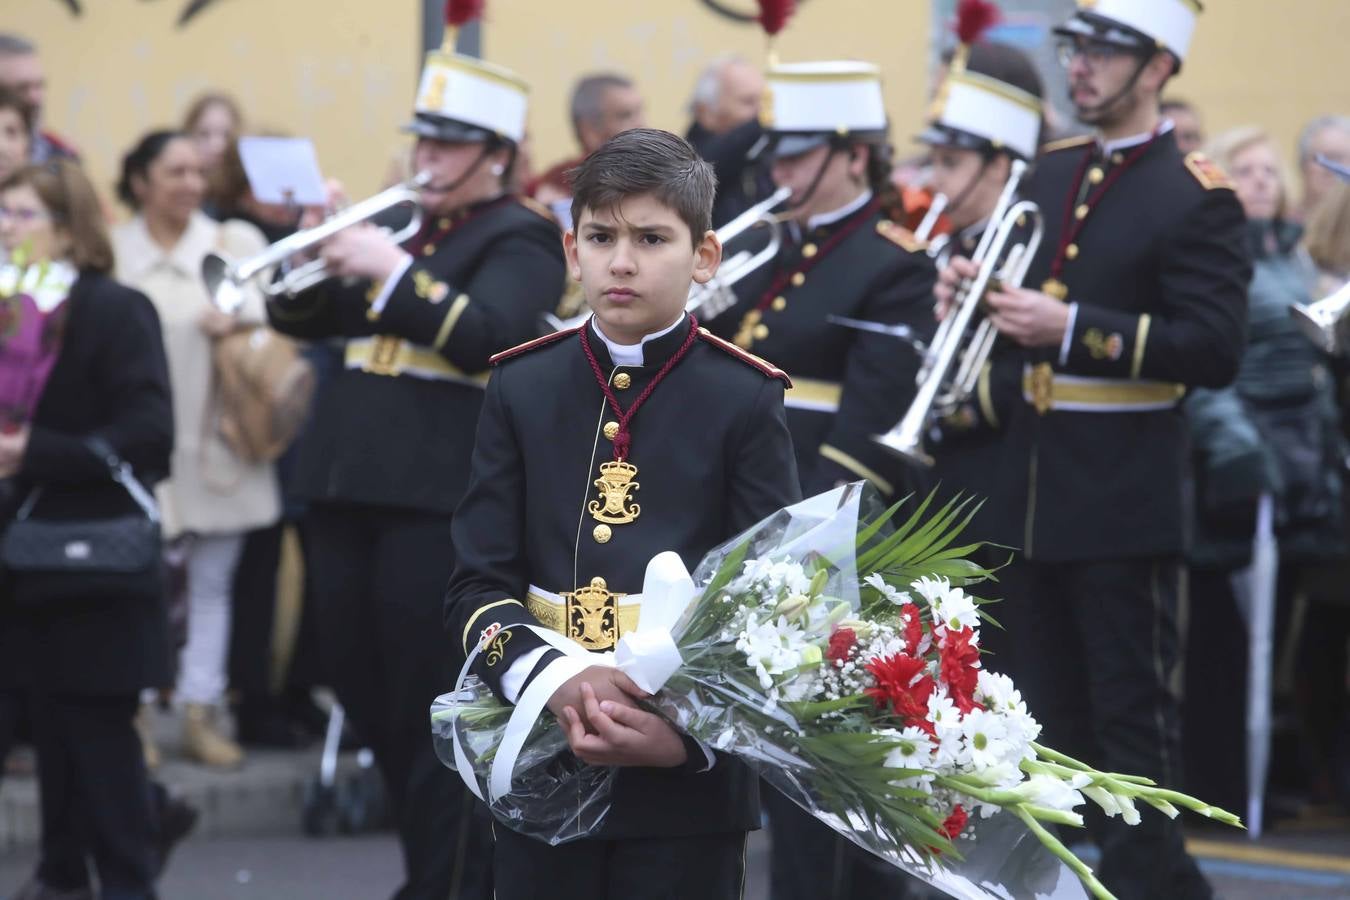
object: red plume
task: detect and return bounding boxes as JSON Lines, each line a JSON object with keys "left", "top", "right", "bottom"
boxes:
{"left": 954, "top": 0, "right": 1000, "bottom": 45}
{"left": 444, "top": 0, "right": 484, "bottom": 28}
{"left": 757, "top": 0, "right": 796, "bottom": 37}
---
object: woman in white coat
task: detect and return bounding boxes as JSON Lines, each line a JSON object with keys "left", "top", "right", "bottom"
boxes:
{"left": 112, "top": 130, "right": 279, "bottom": 768}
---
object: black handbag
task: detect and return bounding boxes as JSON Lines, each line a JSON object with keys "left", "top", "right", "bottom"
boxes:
{"left": 1, "top": 438, "right": 163, "bottom": 603}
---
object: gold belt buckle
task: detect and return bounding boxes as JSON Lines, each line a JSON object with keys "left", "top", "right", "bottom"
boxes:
{"left": 564, "top": 577, "right": 625, "bottom": 651}
{"left": 364, "top": 335, "right": 404, "bottom": 376}
{"left": 1030, "top": 362, "right": 1054, "bottom": 415}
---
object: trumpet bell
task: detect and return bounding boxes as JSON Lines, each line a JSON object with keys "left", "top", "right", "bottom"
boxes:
{"left": 1290, "top": 281, "right": 1350, "bottom": 355}
{"left": 872, "top": 425, "right": 934, "bottom": 467}
{"left": 202, "top": 251, "right": 246, "bottom": 315}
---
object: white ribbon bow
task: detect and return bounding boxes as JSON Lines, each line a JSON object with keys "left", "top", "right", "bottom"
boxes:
{"left": 447, "top": 551, "right": 695, "bottom": 803}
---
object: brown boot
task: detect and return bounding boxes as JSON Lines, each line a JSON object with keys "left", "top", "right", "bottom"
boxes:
{"left": 135, "top": 703, "right": 161, "bottom": 770}
{"left": 182, "top": 703, "right": 245, "bottom": 769}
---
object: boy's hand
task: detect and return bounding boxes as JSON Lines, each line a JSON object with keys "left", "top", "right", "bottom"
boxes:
{"left": 561, "top": 682, "right": 689, "bottom": 768}
{"left": 546, "top": 666, "right": 644, "bottom": 729}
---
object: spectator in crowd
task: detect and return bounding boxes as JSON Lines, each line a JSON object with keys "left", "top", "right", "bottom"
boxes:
{"left": 182, "top": 92, "right": 243, "bottom": 196}
{"left": 0, "top": 86, "right": 31, "bottom": 185}
{"left": 0, "top": 159, "right": 171, "bottom": 900}
{"left": 204, "top": 136, "right": 331, "bottom": 748}
{"left": 0, "top": 34, "right": 78, "bottom": 163}
{"left": 111, "top": 130, "right": 280, "bottom": 770}
{"left": 1184, "top": 126, "right": 1346, "bottom": 816}
{"left": 1161, "top": 97, "right": 1205, "bottom": 155}
{"left": 1305, "top": 179, "right": 1350, "bottom": 296}
{"left": 1295, "top": 115, "right": 1350, "bottom": 223}
{"left": 684, "top": 54, "right": 773, "bottom": 227}
{"left": 526, "top": 73, "right": 644, "bottom": 225}
{"left": 1299, "top": 178, "right": 1350, "bottom": 812}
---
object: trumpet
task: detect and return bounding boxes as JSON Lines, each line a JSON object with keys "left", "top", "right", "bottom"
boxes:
{"left": 202, "top": 171, "right": 431, "bottom": 314}
{"left": 1291, "top": 280, "right": 1350, "bottom": 355}
{"left": 874, "top": 159, "right": 1043, "bottom": 466}
{"left": 543, "top": 186, "right": 792, "bottom": 331}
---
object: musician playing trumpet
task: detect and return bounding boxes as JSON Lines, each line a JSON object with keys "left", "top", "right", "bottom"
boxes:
{"left": 933, "top": 3, "right": 1250, "bottom": 897}
{"left": 916, "top": 37, "right": 1046, "bottom": 520}
{"left": 707, "top": 60, "right": 937, "bottom": 505}
{"left": 263, "top": 19, "right": 564, "bottom": 899}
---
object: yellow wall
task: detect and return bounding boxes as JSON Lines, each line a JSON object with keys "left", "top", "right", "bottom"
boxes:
{"left": 17, "top": 0, "right": 420, "bottom": 207}
{"left": 485, "top": 0, "right": 931, "bottom": 173}
{"left": 13, "top": 0, "right": 1346, "bottom": 215}
{"left": 1174, "top": 1, "right": 1346, "bottom": 166}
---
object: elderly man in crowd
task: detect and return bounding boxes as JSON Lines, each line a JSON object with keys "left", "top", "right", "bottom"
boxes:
{"left": 685, "top": 54, "right": 775, "bottom": 227}
{"left": 1294, "top": 115, "right": 1350, "bottom": 222}
{"left": 0, "top": 33, "right": 78, "bottom": 163}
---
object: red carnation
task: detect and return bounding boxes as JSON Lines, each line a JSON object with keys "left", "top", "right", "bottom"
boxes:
{"left": 900, "top": 603, "right": 924, "bottom": 655}
{"left": 865, "top": 653, "right": 936, "bottom": 726}
{"left": 939, "top": 804, "right": 969, "bottom": 840}
{"left": 939, "top": 626, "right": 982, "bottom": 714}
{"left": 826, "top": 627, "right": 857, "bottom": 665}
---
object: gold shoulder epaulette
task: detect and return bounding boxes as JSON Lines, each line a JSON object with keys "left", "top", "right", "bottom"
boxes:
{"left": 1184, "top": 151, "right": 1235, "bottom": 191}
{"left": 875, "top": 219, "right": 927, "bottom": 254}
{"left": 489, "top": 327, "right": 578, "bottom": 366}
{"left": 516, "top": 195, "right": 562, "bottom": 226}
{"left": 1040, "top": 134, "right": 1093, "bottom": 155}
{"left": 697, "top": 328, "right": 792, "bottom": 387}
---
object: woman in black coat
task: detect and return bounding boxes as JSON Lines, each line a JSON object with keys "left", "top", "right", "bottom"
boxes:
{"left": 0, "top": 160, "right": 172, "bottom": 900}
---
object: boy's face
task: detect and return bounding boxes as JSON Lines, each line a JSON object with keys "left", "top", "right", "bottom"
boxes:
{"left": 564, "top": 193, "right": 721, "bottom": 345}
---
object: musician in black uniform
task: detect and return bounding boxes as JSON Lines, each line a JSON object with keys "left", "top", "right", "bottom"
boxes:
{"left": 444, "top": 128, "right": 800, "bottom": 899}
{"left": 265, "top": 48, "right": 565, "bottom": 900}
{"left": 919, "top": 41, "right": 1045, "bottom": 516}
{"left": 704, "top": 60, "right": 935, "bottom": 900}
{"left": 935, "top": 2, "right": 1251, "bottom": 897}
{"left": 708, "top": 61, "right": 937, "bottom": 507}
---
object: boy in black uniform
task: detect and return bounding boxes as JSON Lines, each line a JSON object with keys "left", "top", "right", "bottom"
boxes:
{"left": 266, "top": 46, "right": 563, "bottom": 900}
{"left": 444, "top": 128, "right": 801, "bottom": 900}
{"left": 935, "top": 2, "right": 1251, "bottom": 897}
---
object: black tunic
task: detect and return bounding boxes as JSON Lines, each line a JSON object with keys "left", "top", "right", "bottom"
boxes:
{"left": 988, "top": 131, "right": 1252, "bottom": 560}
{"left": 266, "top": 195, "right": 567, "bottom": 515}
{"left": 708, "top": 199, "right": 938, "bottom": 500}
{"left": 444, "top": 315, "right": 801, "bottom": 839}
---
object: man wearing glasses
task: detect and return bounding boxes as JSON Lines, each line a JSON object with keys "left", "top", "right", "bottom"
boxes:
{"left": 935, "top": 2, "right": 1251, "bottom": 898}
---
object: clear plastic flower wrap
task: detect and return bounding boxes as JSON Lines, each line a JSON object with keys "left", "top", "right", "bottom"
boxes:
{"left": 433, "top": 483, "right": 1241, "bottom": 900}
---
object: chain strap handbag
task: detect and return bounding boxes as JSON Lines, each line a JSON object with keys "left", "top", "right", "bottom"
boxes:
{"left": 1, "top": 437, "right": 163, "bottom": 603}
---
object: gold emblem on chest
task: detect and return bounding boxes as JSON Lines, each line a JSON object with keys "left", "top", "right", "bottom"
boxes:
{"left": 589, "top": 460, "right": 641, "bottom": 525}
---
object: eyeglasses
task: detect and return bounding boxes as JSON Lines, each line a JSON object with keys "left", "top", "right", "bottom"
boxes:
{"left": 1056, "top": 38, "right": 1131, "bottom": 70}
{"left": 0, "top": 208, "right": 50, "bottom": 224}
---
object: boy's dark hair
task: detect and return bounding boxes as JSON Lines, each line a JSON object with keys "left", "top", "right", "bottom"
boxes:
{"left": 569, "top": 128, "right": 716, "bottom": 245}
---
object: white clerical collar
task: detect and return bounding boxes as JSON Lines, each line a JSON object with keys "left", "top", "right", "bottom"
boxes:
{"left": 1098, "top": 119, "right": 1174, "bottom": 157}
{"left": 592, "top": 313, "right": 685, "bottom": 367}
{"left": 806, "top": 189, "right": 874, "bottom": 232}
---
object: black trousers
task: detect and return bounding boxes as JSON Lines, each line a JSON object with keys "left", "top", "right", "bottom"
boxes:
{"left": 764, "top": 788, "right": 918, "bottom": 900}
{"left": 28, "top": 690, "right": 156, "bottom": 900}
{"left": 306, "top": 502, "right": 492, "bottom": 900}
{"left": 1001, "top": 557, "right": 1211, "bottom": 900}
{"left": 229, "top": 521, "right": 322, "bottom": 701}
{"left": 493, "top": 824, "right": 747, "bottom": 900}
